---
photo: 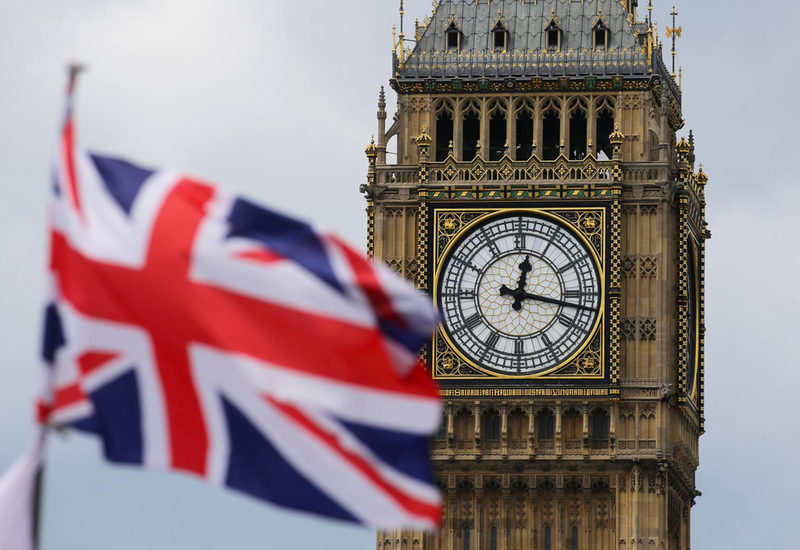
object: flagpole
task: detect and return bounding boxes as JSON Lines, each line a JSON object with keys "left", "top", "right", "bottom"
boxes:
{"left": 31, "top": 449, "right": 44, "bottom": 550}
{"left": 28, "top": 62, "right": 89, "bottom": 550}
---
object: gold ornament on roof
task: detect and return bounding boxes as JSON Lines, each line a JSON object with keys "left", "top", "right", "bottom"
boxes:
{"left": 676, "top": 136, "right": 691, "bottom": 154}
{"left": 609, "top": 124, "right": 625, "bottom": 145}
{"left": 695, "top": 165, "right": 709, "bottom": 186}
{"left": 416, "top": 126, "right": 432, "bottom": 147}
{"left": 365, "top": 136, "right": 378, "bottom": 158}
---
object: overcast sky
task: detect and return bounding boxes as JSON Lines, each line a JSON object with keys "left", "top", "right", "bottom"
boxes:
{"left": 0, "top": 1, "right": 798, "bottom": 548}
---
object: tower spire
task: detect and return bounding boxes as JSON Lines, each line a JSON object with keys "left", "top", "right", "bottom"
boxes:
{"left": 666, "top": 5, "right": 682, "bottom": 77}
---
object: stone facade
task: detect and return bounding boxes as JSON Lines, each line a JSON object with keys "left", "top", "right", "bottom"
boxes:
{"left": 362, "top": 2, "right": 707, "bottom": 549}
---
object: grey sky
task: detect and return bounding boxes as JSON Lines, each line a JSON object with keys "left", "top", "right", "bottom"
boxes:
{"left": 0, "top": 0, "right": 798, "bottom": 548}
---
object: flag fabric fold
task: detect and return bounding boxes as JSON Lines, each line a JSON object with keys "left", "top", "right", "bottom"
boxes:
{"left": 17, "top": 71, "right": 443, "bottom": 531}
{"left": 0, "top": 435, "right": 44, "bottom": 550}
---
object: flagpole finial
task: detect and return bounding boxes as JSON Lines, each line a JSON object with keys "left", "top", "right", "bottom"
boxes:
{"left": 67, "top": 63, "right": 86, "bottom": 92}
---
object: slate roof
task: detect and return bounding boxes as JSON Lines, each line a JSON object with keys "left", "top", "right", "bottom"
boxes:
{"left": 398, "top": 0, "right": 662, "bottom": 81}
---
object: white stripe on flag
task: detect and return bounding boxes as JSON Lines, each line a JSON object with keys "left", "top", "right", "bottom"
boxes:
{"left": 0, "top": 433, "right": 45, "bottom": 550}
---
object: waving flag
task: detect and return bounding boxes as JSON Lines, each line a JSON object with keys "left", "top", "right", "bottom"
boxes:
{"left": 0, "top": 68, "right": 442, "bottom": 540}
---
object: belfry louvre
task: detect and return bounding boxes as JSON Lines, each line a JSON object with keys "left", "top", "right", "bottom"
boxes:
{"left": 361, "top": 1, "right": 707, "bottom": 548}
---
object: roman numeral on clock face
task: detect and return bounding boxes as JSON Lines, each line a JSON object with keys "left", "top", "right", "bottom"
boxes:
{"left": 485, "top": 333, "right": 500, "bottom": 349}
{"left": 558, "top": 313, "right": 574, "bottom": 328}
{"left": 564, "top": 289, "right": 582, "bottom": 300}
{"left": 514, "top": 340, "right": 525, "bottom": 355}
{"left": 465, "top": 313, "right": 482, "bottom": 330}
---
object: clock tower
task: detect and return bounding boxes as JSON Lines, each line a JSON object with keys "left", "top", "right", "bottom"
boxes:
{"left": 362, "top": 1, "right": 707, "bottom": 549}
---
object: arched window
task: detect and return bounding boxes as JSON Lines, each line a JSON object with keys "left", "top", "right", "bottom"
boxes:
{"left": 490, "top": 526, "right": 498, "bottom": 550}
{"left": 596, "top": 107, "right": 615, "bottom": 160}
{"left": 542, "top": 106, "right": 561, "bottom": 160}
{"left": 537, "top": 409, "right": 555, "bottom": 441}
{"left": 591, "top": 408, "right": 610, "bottom": 440}
{"left": 544, "top": 526, "right": 552, "bottom": 550}
{"left": 462, "top": 108, "right": 481, "bottom": 161}
{"left": 649, "top": 130, "right": 660, "bottom": 161}
{"left": 508, "top": 408, "right": 528, "bottom": 450}
{"left": 464, "top": 526, "right": 471, "bottom": 550}
{"left": 570, "top": 525, "right": 579, "bottom": 550}
{"left": 483, "top": 409, "right": 501, "bottom": 440}
{"left": 516, "top": 109, "right": 534, "bottom": 160}
{"left": 436, "top": 111, "right": 454, "bottom": 161}
{"left": 454, "top": 409, "right": 474, "bottom": 450}
{"left": 563, "top": 407, "right": 582, "bottom": 451}
{"left": 569, "top": 100, "right": 588, "bottom": 160}
{"left": 489, "top": 110, "right": 507, "bottom": 161}
{"left": 436, "top": 411, "right": 448, "bottom": 440}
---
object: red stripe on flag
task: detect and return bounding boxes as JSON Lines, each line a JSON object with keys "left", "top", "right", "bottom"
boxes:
{"left": 53, "top": 383, "right": 87, "bottom": 409}
{"left": 268, "top": 396, "right": 441, "bottom": 524}
{"left": 78, "top": 351, "right": 119, "bottom": 376}
{"left": 62, "top": 118, "right": 82, "bottom": 216}
{"left": 237, "top": 249, "right": 285, "bottom": 264}
{"left": 332, "top": 237, "right": 407, "bottom": 329}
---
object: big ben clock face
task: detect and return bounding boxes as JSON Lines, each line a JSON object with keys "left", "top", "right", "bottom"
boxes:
{"left": 437, "top": 212, "right": 602, "bottom": 375}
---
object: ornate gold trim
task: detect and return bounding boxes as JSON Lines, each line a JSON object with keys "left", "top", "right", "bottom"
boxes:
{"left": 417, "top": 193, "right": 429, "bottom": 290}
{"left": 366, "top": 199, "right": 375, "bottom": 260}
{"left": 676, "top": 194, "right": 690, "bottom": 403}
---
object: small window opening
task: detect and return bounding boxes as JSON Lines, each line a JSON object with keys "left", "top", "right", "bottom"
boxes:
{"left": 547, "top": 29, "right": 560, "bottom": 50}
{"left": 596, "top": 108, "right": 615, "bottom": 160}
{"left": 494, "top": 30, "right": 506, "bottom": 50}
{"left": 490, "top": 526, "right": 498, "bottom": 550}
{"left": 570, "top": 110, "right": 588, "bottom": 160}
{"left": 464, "top": 527, "right": 471, "bottom": 550}
{"left": 462, "top": 111, "right": 480, "bottom": 161}
{"left": 570, "top": 526, "right": 579, "bottom": 550}
{"left": 542, "top": 108, "right": 561, "bottom": 160}
{"left": 489, "top": 111, "right": 507, "bottom": 161}
{"left": 436, "top": 112, "right": 454, "bottom": 161}
{"left": 448, "top": 31, "right": 459, "bottom": 50}
{"left": 544, "top": 526, "right": 552, "bottom": 550}
{"left": 595, "top": 29, "right": 608, "bottom": 49}
{"left": 516, "top": 111, "right": 534, "bottom": 160}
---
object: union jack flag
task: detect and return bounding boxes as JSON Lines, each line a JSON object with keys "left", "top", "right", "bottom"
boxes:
{"left": 35, "top": 71, "right": 442, "bottom": 528}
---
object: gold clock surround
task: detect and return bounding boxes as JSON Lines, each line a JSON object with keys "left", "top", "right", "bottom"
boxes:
{"left": 431, "top": 206, "right": 611, "bottom": 381}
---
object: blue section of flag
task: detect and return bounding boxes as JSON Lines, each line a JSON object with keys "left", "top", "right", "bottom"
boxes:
{"left": 71, "top": 416, "right": 99, "bottom": 435}
{"left": 226, "top": 198, "right": 344, "bottom": 294}
{"left": 42, "top": 304, "right": 65, "bottom": 366}
{"left": 90, "top": 369, "right": 144, "bottom": 465}
{"left": 379, "top": 319, "right": 430, "bottom": 355}
{"left": 340, "top": 420, "right": 435, "bottom": 485}
{"left": 223, "top": 397, "right": 357, "bottom": 522}
{"left": 90, "top": 155, "right": 154, "bottom": 215}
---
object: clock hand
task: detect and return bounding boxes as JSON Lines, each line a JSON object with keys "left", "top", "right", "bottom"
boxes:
{"left": 515, "top": 256, "right": 532, "bottom": 292}
{"left": 504, "top": 256, "right": 534, "bottom": 311}
{"left": 517, "top": 292, "right": 597, "bottom": 312}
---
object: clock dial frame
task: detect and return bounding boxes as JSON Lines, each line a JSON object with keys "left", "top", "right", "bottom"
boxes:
{"left": 432, "top": 208, "right": 608, "bottom": 380}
